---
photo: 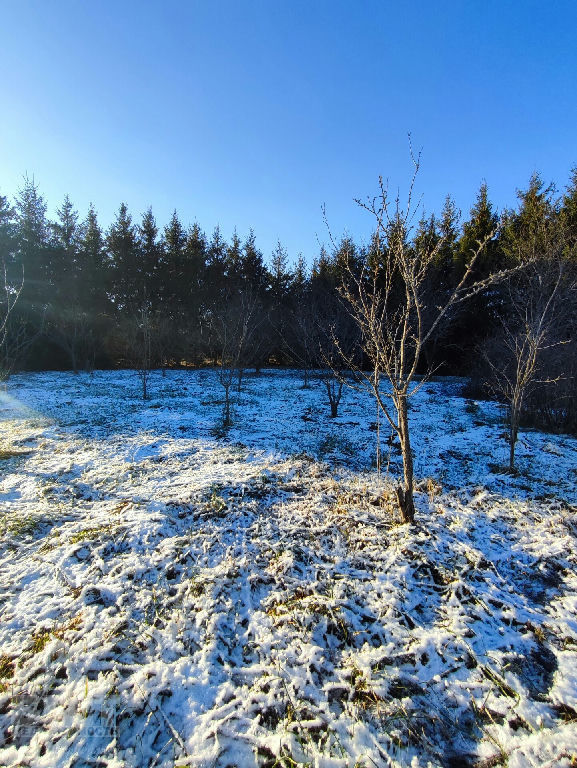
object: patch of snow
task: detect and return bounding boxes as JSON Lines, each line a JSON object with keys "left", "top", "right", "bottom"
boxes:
{"left": 0, "top": 370, "right": 576, "bottom": 767}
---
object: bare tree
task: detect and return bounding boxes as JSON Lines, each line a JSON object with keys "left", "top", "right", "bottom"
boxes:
{"left": 279, "top": 293, "right": 321, "bottom": 388}
{"left": 0, "top": 258, "right": 25, "bottom": 382}
{"left": 47, "top": 305, "right": 97, "bottom": 374}
{"left": 335, "top": 153, "right": 512, "bottom": 523}
{"left": 123, "top": 304, "right": 154, "bottom": 400}
{"left": 484, "top": 260, "right": 572, "bottom": 470}
{"left": 210, "top": 290, "right": 262, "bottom": 427}
{"left": 318, "top": 293, "right": 360, "bottom": 418}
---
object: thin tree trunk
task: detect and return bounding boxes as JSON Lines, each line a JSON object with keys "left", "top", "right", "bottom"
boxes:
{"left": 223, "top": 384, "right": 231, "bottom": 426}
{"left": 396, "top": 395, "right": 415, "bottom": 523}
{"left": 509, "top": 407, "right": 519, "bottom": 471}
{"left": 376, "top": 399, "right": 381, "bottom": 477}
{"left": 71, "top": 346, "right": 78, "bottom": 374}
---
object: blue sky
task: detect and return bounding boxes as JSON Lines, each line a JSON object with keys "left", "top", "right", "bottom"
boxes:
{"left": 1, "top": 0, "right": 576, "bottom": 264}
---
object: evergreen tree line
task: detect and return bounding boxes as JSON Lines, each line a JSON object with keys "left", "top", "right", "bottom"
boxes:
{"left": 1, "top": 170, "right": 576, "bottom": 431}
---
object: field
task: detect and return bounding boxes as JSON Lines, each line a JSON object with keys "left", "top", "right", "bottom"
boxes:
{"left": 1, "top": 369, "right": 576, "bottom": 768}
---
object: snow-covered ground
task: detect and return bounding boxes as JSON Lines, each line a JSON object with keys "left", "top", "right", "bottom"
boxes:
{"left": 0, "top": 369, "right": 576, "bottom": 768}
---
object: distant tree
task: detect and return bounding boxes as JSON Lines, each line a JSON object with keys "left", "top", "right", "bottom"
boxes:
{"left": 0, "top": 195, "right": 24, "bottom": 380}
{"left": 285, "top": 286, "right": 320, "bottom": 387}
{"left": 123, "top": 300, "right": 154, "bottom": 400}
{"left": 225, "top": 230, "right": 244, "bottom": 291}
{"left": 79, "top": 204, "right": 108, "bottom": 309}
{"left": 210, "top": 289, "right": 262, "bottom": 426}
{"left": 485, "top": 259, "right": 572, "bottom": 470}
{"left": 241, "top": 230, "right": 268, "bottom": 295}
{"left": 138, "top": 208, "right": 162, "bottom": 310}
{"left": 485, "top": 175, "right": 573, "bottom": 468}
{"left": 204, "top": 226, "right": 228, "bottom": 311}
{"left": 457, "top": 182, "right": 501, "bottom": 276}
{"left": 15, "top": 175, "right": 50, "bottom": 313}
{"left": 331, "top": 235, "right": 362, "bottom": 286}
{"left": 48, "top": 195, "right": 95, "bottom": 372}
{"left": 437, "top": 196, "right": 460, "bottom": 285}
{"left": 162, "top": 210, "right": 188, "bottom": 304}
{"left": 501, "top": 173, "right": 558, "bottom": 264}
{"left": 269, "top": 241, "right": 291, "bottom": 302}
{"left": 182, "top": 223, "right": 208, "bottom": 362}
{"left": 107, "top": 203, "right": 140, "bottom": 312}
{"left": 318, "top": 295, "right": 359, "bottom": 418}
{"left": 444, "top": 182, "right": 503, "bottom": 366}
{"left": 560, "top": 166, "right": 577, "bottom": 249}
{"left": 292, "top": 254, "right": 308, "bottom": 294}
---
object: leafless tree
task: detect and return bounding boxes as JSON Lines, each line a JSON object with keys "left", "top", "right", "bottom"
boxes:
{"left": 210, "top": 290, "right": 262, "bottom": 427}
{"left": 123, "top": 304, "right": 154, "bottom": 400}
{"left": 283, "top": 297, "right": 320, "bottom": 388}
{"left": 318, "top": 295, "right": 360, "bottom": 418}
{"left": 484, "top": 259, "right": 573, "bottom": 470}
{"left": 335, "top": 153, "right": 513, "bottom": 523}
{"left": 0, "top": 258, "right": 25, "bottom": 382}
{"left": 47, "top": 305, "right": 97, "bottom": 374}
{"left": 153, "top": 315, "right": 174, "bottom": 375}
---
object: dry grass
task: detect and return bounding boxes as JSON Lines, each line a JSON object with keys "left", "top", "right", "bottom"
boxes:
{"left": 0, "top": 448, "right": 31, "bottom": 460}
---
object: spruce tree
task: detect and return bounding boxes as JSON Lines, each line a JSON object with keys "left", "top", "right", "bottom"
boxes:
{"left": 501, "top": 172, "right": 558, "bottom": 264}
{"left": 448, "top": 183, "right": 501, "bottom": 365}
{"left": 0, "top": 195, "right": 17, "bottom": 274}
{"left": 162, "top": 210, "right": 189, "bottom": 334}
{"left": 457, "top": 182, "right": 500, "bottom": 278}
{"left": 107, "top": 203, "right": 139, "bottom": 312}
{"left": 0, "top": 195, "right": 24, "bottom": 378}
{"left": 138, "top": 208, "right": 161, "bottom": 309}
{"left": 240, "top": 230, "right": 267, "bottom": 296}
{"left": 225, "top": 230, "right": 244, "bottom": 292}
{"left": 560, "top": 166, "right": 577, "bottom": 248}
{"left": 52, "top": 195, "right": 80, "bottom": 300}
{"left": 15, "top": 175, "right": 50, "bottom": 310}
{"left": 205, "top": 226, "right": 228, "bottom": 306}
{"left": 269, "top": 241, "right": 291, "bottom": 305}
{"left": 79, "top": 204, "right": 107, "bottom": 312}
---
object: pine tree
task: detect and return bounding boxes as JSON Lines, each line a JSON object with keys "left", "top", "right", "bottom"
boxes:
{"left": 269, "top": 241, "right": 291, "bottom": 304}
{"left": 240, "top": 230, "right": 267, "bottom": 294}
{"left": 331, "top": 236, "right": 361, "bottom": 286}
{"left": 0, "top": 194, "right": 23, "bottom": 378}
{"left": 414, "top": 212, "right": 440, "bottom": 258}
{"left": 162, "top": 210, "right": 190, "bottom": 335}
{"left": 560, "top": 166, "right": 577, "bottom": 249}
{"left": 205, "top": 226, "right": 228, "bottom": 306}
{"left": 292, "top": 254, "right": 308, "bottom": 297}
{"left": 15, "top": 175, "right": 50, "bottom": 310}
{"left": 79, "top": 204, "right": 107, "bottom": 311}
{"left": 437, "top": 195, "right": 460, "bottom": 287}
{"left": 0, "top": 195, "right": 17, "bottom": 275}
{"left": 501, "top": 172, "right": 558, "bottom": 263}
{"left": 49, "top": 196, "right": 101, "bottom": 372}
{"left": 138, "top": 208, "right": 161, "bottom": 309}
{"left": 53, "top": 195, "right": 79, "bottom": 254}
{"left": 184, "top": 222, "right": 207, "bottom": 302}
{"left": 107, "top": 203, "right": 139, "bottom": 312}
{"left": 457, "top": 182, "right": 500, "bottom": 278}
{"left": 225, "top": 230, "right": 244, "bottom": 292}
{"left": 443, "top": 183, "right": 502, "bottom": 366}
{"left": 52, "top": 194, "right": 80, "bottom": 300}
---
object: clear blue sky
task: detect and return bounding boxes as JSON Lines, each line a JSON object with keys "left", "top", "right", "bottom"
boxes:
{"left": 1, "top": 0, "right": 576, "bottom": 264}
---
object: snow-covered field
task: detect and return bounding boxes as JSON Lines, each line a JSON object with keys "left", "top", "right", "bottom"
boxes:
{"left": 1, "top": 369, "right": 576, "bottom": 768}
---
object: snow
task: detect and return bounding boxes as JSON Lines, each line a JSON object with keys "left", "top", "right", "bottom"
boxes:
{"left": 0, "top": 369, "right": 576, "bottom": 767}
